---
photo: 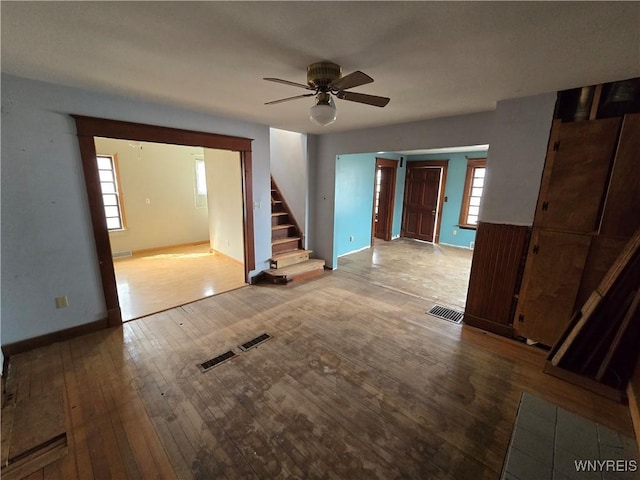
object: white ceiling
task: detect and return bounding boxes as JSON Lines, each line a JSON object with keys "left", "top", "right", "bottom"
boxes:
{"left": 2, "top": 1, "right": 639, "bottom": 135}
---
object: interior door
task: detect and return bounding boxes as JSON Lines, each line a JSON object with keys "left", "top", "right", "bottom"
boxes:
{"left": 373, "top": 165, "right": 396, "bottom": 241}
{"left": 402, "top": 166, "right": 441, "bottom": 242}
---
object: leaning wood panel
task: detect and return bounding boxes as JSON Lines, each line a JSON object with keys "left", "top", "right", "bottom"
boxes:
{"left": 463, "top": 222, "right": 530, "bottom": 336}
{"left": 599, "top": 113, "right": 640, "bottom": 238}
{"left": 535, "top": 117, "right": 621, "bottom": 233}
{"left": 515, "top": 229, "right": 591, "bottom": 346}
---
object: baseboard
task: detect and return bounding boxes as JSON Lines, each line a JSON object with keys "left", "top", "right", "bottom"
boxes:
{"left": 463, "top": 313, "right": 514, "bottom": 338}
{"left": 1, "top": 318, "right": 109, "bottom": 364}
{"left": 131, "top": 240, "right": 209, "bottom": 256}
{"left": 211, "top": 248, "right": 244, "bottom": 265}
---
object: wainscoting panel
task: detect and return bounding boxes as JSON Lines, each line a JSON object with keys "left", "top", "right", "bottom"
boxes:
{"left": 464, "top": 222, "right": 530, "bottom": 337}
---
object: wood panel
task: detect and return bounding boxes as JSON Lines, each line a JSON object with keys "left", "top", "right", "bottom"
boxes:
{"left": 629, "top": 356, "right": 640, "bottom": 452}
{"left": 534, "top": 117, "right": 621, "bottom": 233}
{"left": 515, "top": 229, "right": 592, "bottom": 346}
{"left": 600, "top": 113, "right": 640, "bottom": 237}
{"left": 464, "top": 222, "right": 530, "bottom": 336}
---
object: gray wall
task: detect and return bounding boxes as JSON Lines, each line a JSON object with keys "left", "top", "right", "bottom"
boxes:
{"left": 269, "top": 128, "right": 308, "bottom": 245}
{"left": 480, "top": 93, "right": 557, "bottom": 225}
{"left": 1, "top": 74, "right": 271, "bottom": 345}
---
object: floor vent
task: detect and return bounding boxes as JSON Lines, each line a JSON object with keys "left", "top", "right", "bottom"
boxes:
{"left": 239, "top": 333, "right": 271, "bottom": 352}
{"left": 427, "top": 305, "right": 464, "bottom": 324}
{"left": 199, "top": 350, "right": 236, "bottom": 372}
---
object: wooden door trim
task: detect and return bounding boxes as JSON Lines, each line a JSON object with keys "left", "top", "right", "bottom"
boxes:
{"left": 73, "top": 115, "right": 255, "bottom": 327}
{"left": 372, "top": 158, "right": 398, "bottom": 242}
{"left": 402, "top": 160, "right": 448, "bottom": 243}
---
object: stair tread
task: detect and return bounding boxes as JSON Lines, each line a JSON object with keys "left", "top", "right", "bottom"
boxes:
{"left": 272, "top": 224, "right": 294, "bottom": 230}
{"left": 264, "top": 259, "right": 325, "bottom": 277}
{"left": 272, "top": 212, "right": 288, "bottom": 217}
{"left": 271, "top": 237, "right": 300, "bottom": 245}
{"left": 271, "top": 249, "right": 313, "bottom": 260}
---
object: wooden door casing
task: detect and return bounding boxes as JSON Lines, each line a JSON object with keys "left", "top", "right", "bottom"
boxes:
{"left": 373, "top": 159, "right": 397, "bottom": 241}
{"left": 402, "top": 162, "right": 447, "bottom": 242}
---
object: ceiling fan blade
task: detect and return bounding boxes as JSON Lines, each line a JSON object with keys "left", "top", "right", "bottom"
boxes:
{"left": 336, "top": 91, "right": 390, "bottom": 107}
{"left": 263, "top": 77, "right": 313, "bottom": 90}
{"left": 265, "top": 93, "right": 315, "bottom": 105}
{"left": 330, "top": 71, "right": 373, "bottom": 91}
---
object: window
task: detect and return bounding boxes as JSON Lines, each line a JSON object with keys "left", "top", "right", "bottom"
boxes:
{"left": 97, "top": 154, "right": 125, "bottom": 230}
{"left": 194, "top": 158, "right": 207, "bottom": 208}
{"left": 459, "top": 158, "right": 486, "bottom": 228}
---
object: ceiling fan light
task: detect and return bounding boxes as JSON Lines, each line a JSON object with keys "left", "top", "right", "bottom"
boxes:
{"left": 309, "top": 102, "right": 337, "bottom": 126}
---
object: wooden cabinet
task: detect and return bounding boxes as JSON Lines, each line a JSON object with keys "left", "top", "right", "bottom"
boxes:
{"left": 515, "top": 112, "right": 640, "bottom": 347}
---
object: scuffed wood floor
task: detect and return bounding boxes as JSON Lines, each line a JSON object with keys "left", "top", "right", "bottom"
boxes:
{"left": 5, "top": 251, "right": 634, "bottom": 479}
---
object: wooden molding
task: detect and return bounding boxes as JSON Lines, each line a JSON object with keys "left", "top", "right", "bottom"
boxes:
{"left": 1, "top": 318, "right": 108, "bottom": 363}
{"left": 627, "top": 357, "right": 640, "bottom": 452}
{"left": 463, "top": 312, "right": 514, "bottom": 338}
{"left": 130, "top": 241, "right": 209, "bottom": 257}
{"left": 459, "top": 158, "right": 486, "bottom": 228}
{"left": 72, "top": 115, "right": 255, "bottom": 329}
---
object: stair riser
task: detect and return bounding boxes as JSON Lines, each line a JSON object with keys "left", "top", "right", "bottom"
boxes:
{"left": 272, "top": 239, "right": 300, "bottom": 254}
{"left": 272, "top": 228, "right": 295, "bottom": 241}
{"left": 272, "top": 215, "right": 290, "bottom": 226}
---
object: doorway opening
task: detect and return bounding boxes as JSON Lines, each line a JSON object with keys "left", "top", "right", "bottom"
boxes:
{"left": 74, "top": 115, "right": 255, "bottom": 327}
{"left": 372, "top": 158, "right": 398, "bottom": 242}
{"left": 94, "top": 138, "right": 246, "bottom": 321}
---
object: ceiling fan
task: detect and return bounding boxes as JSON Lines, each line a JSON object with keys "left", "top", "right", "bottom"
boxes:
{"left": 264, "top": 61, "right": 390, "bottom": 126}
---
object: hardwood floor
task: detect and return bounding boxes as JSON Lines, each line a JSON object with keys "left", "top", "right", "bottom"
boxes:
{"left": 113, "top": 243, "right": 246, "bottom": 321}
{"left": 339, "top": 238, "right": 473, "bottom": 308}
{"left": 4, "top": 240, "right": 634, "bottom": 479}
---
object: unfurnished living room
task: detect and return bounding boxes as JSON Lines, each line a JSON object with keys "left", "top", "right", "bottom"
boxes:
{"left": 1, "top": 2, "right": 639, "bottom": 479}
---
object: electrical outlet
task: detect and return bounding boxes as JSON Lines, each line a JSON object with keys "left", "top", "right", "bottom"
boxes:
{"left": 55, "top": 296, "right": 69, "bottom": 308}
{"left": 453, "top": 229, "right": 457, "bottom": 236}
{"left": 349, "top": 235, "right": 354, "bottom": 242}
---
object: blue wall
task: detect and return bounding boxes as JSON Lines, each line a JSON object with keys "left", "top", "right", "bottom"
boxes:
{"left": 334, "top": 152, "right": 404, "bottom": 257}
{"left": 406, "top": 151, "right": 488, "bottom": 248}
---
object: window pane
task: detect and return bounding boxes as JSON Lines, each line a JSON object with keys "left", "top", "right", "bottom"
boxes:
{"left": 103, "top": 194, "right": 118, "bottom": 206}
{"left": 467, "top": 215, "right": 478, "bottom": 225}
{"left": 101, "top": 182, "right": 116, "bottom": 194}
{"left": 106, "top": 217, "right": 121, "bottom": 230}
{"left": 470, "top": 197, "right": 481, "bottom": 207}
{"left": 195, "top": 160, "right": 207, "bottom": 195}
{"left": 469, "top": 206, "right": 480, "bottom": 216}
{"left": 472, "top": 187, "right": 483, "bottom": 197}
{"left": 473, "top": 177, "right": 484, "bottom": 188}
{"left": 475, "top": 168, "right": 486, "bottom": 178}
{"left": 105, "top": 206, "right": 120, "bottom": 217}
{"left": 99, "top": 170, "right": 114, "bottom": 182}
{"left": 97, "top": 156, "right": 112, "bottom": 170}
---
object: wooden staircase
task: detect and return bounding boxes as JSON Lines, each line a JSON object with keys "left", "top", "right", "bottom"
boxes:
{"left": 261, "top": 177, "right": 325, "bottom": 284}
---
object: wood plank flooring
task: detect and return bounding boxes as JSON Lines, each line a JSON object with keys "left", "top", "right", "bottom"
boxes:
{"left": 4, "top": 240, "right": 635, "bottom": 479}
{"left": 338, "top": 238, "right": 473, "bottom": 308}
{"left": 113, "top": 243, "right": 246, "bottom": 321}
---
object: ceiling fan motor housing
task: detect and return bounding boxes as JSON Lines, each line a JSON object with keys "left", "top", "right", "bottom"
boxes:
{"left": 307, "top": 62, "right": 342, "bottom": 88}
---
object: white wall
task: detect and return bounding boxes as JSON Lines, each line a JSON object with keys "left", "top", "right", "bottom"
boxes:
{"left": 269, "top": 128, "right": 308, "bottom": 245}
{"left": 312, "top": 111, "right": 496, "bottom": 268}
{"left": 1, "top": 74, "right": 271, "bottom": 346}
{"left": 204, "top": 149, "right": 245, "bottom": 263}
{"left": 480, "top": 93, "right": 557, "bottom": 225}
{"left": 95, "top": 138, "right": 209, "bottom": 253}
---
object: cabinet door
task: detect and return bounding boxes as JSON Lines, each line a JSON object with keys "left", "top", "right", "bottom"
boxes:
{"left": 599, "top": 113, "right": 640, "bottom": 238}
{"left": 515, "top": 229, "right": 591, "bottom": 346}
{"left": 535, "top": 118, "right": 621, "bottom": 233}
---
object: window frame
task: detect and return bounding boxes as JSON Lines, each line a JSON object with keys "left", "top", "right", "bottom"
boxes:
{"left": 459, "top": 158, "right": 487, "bottom": 229}
{"left": 97, "top": 153, "right": 126, "bottom": 231}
